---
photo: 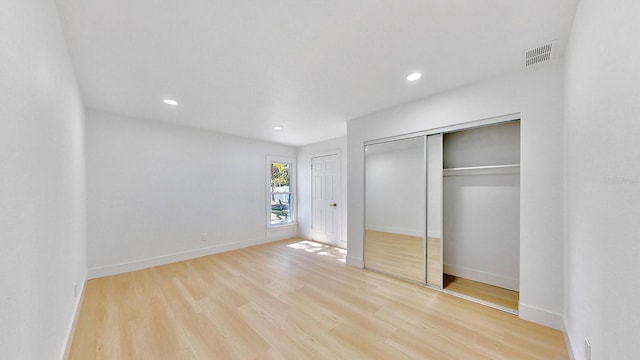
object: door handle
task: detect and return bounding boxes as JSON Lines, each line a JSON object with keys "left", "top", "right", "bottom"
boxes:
{"left": 329, "top": 203, "right": 337, "bottom": 207}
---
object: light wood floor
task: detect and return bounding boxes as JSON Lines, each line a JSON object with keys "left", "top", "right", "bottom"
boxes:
{"left": 444, "top": 274, "right": 520, "bottom": 311}
{"left": 69, "top": 238, "right": 567, "bottom": 359}
{"left": 364, "top": 230, "right": 425, "bottom": 283}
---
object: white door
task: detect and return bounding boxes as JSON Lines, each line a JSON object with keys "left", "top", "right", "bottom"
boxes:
{"left": 312, "top": 154, "right": 340, "bottom": 246}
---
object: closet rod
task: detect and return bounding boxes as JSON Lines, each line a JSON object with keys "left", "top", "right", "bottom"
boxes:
{"left": 443, "top": 164, "right": 520, "bottom": 177}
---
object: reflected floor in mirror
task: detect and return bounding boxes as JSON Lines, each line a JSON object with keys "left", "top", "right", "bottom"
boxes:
{"left": 364, "top": 230, "right": 425, "bottom": 283}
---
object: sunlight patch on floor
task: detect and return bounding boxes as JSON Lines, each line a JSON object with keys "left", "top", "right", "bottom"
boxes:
{"left": 287, "top": 240, "right": 346, "bottom": 263}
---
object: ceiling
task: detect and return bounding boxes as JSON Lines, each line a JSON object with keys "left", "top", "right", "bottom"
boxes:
{"left": 55, "top": 0, "right": 578, "bottom": 146}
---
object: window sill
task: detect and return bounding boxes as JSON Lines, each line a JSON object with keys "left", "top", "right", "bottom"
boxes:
{"left": 268, "top": 222, "right": 297, "bottom": 229}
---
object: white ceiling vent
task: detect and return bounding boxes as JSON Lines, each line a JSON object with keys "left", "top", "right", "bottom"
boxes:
{"left": 524, "top": 41, "right": 556, "bottom": 68}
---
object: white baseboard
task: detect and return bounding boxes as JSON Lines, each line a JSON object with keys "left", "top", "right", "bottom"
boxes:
{"left": 88, "top": 236, "right": 283, "bottom": 279}
{"left": 60, "top": 272, "right": 87, "bottom": 360}
{"left": 346, "top": 256, "right": 364, "bottom": 268}
{"left": 444, "top": 264, "right": 519, "bottom": 291}
{"left": 365, "top": 225, "right": 424, "bottom": 237}
{"left": 518, "top": 302, "right": 564, "bottom": 331}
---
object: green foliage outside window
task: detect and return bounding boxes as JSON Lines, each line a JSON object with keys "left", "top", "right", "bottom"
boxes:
{"left": 271, "top": 162, "right": 290, "bottom": 187}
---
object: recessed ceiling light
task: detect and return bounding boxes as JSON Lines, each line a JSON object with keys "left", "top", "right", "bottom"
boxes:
{"left": 163, "top": 99, "right": 179, "bottom": 105}
{"left": 273, "top": 126, "right": 284, "bottom": 131}
{"left": 406, "top": 72, "right": 422, "bottom": 82}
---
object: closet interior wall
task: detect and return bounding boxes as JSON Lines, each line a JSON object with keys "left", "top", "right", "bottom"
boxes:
{"left": 442, "top": 121, "right": 521, "bottom": 292}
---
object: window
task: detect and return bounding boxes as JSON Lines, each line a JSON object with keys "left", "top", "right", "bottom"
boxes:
{"left": 268, "top": 157, "right": 295, "bottom": 226}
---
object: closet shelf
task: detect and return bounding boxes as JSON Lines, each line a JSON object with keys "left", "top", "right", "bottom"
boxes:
{"left": 443, "top": 164, "right": 520, "bottom": 176}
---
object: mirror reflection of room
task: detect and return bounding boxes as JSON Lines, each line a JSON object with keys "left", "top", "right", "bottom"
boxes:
{"left": 364, "top": 137, "right": 426, "bottom": 283}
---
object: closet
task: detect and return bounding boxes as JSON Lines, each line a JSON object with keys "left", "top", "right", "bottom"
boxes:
{"left": 441, "top": 121, "right": 520, "bottom": 312}
{"left": 363, "top": 118, "right": 520, "bottom": 312}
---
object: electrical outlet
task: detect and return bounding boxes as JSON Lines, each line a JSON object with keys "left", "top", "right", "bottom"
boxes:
{"left": 74, "top": 284, "right": 78, "bottom": 298}
{"left": 585, "top": 339, "right": 591, "bottom": 360}
{"left": 201, "top": 233, "right": 208, "bottom": 242}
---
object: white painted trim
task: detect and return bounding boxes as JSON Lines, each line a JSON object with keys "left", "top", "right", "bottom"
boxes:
{"left": 88, "top": 237, "right": 279, "bottom": 279}
{"left": 266, "top": 223, "right": 298, "bottom": 240}
{"left": 443, "top": 164, "right": 520, "bottom": 176}
{"left": 518, "top": 302, "right": 564, "bottom": 331}
{"left": 60, "top": 271, "right": 87, "bottom": 360}
{"left": 364, "top": 112, "right": 521, "bottom": 146}
{"left": 309, "top": 149, "right": 341, "bottom": 160}
{"left": 346, "top": 255, "right": 364, "bottom": 268}
{"left": 364, "top": 225, "right": 424, "bottom": 237}
{"left": 563, "top": 316, "right": 577, "bottom": 360}
{"left": 443, "top": 264, "right": 519, "bottom": 291}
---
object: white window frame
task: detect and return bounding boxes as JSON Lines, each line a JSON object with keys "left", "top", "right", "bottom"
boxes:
{"left": 266, "top": 156, "right": 296, "bottom": 227}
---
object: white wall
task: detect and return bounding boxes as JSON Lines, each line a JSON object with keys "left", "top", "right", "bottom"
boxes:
{"left": 297, "top": 137, "right": 348, "bottom": 248}
{"left": 365, "top": 141, "right": 425, "bottom": 237}
{"left": 443, "top": 121, "right": 520, "bottom": 168}
{"left": 564, "top": 1, "right": 640, "bottom": 358}
{"left": 443, "top": 174, "right": 520, "bottom": 290}
{"left": 0, "top": 1, "right": 86, "bottom": 359}
{"left": 347, "top": 62, "right": 565, "bottom": 329}
{"left": 86, "top": 109, "right": 297, "bottom": 277}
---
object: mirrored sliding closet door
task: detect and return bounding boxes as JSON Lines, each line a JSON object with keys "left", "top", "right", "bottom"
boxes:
{"left": 364, "top": 137, "right": 426, "bottom": 283}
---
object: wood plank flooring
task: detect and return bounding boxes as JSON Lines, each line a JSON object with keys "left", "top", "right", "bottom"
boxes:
{"left": 69, "top": 238, "right": 567, "bottom": 359}
{"left": 444, "top": 274, "right": 520, "bottom": 311}
{"left": 364, "top": 230, "right": 425, "bottom": 283}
